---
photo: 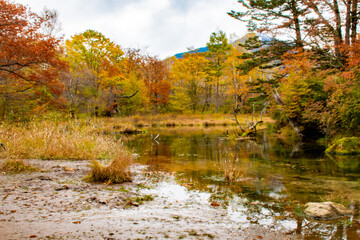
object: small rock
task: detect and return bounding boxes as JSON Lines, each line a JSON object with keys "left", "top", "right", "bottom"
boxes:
{"left": 210, "top": 202, "right": 220, "bottom": 207}
{"left": 304, "top": 202, "right": 353, "bottom": 220}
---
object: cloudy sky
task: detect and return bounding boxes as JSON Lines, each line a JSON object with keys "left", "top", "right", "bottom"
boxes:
{"left": 20, "top": 0, "right": 246, "bottom": 58}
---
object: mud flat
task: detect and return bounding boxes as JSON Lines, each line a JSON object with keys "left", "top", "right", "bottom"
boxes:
{"left": 0, "top": 159, "right": 296, "bottom": 240}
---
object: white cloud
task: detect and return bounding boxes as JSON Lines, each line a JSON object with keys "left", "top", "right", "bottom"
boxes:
{"left": 19, "top": 0, "right": 246, "bottom": 58}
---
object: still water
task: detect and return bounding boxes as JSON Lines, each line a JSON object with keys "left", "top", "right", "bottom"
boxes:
{"left": 125, "top": 127, "right": 360, "bottom": 239}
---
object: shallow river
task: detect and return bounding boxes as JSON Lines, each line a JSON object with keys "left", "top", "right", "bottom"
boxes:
{"left": 125, "top": 127, "right": 360, "bottom": 239}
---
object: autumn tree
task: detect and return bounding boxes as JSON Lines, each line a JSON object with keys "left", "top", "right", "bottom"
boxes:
{"left": 225, "top": 47, "right": 247, "bottom": 109}
{"left": 319, "top": 41, "right": 360, "bottom": 135}
{"left": 64, "top": 30, "right": 131, "bottom": 116}
{"left": 139, "top": 56, "right": 171, "bottom": 113}
{"left": 0, "top": 0, "right": 67, "bottom": 120}
{"left": 118, "top": 48, "right": 150, "bottom": 115}
{"left": 228, "top": 0, "right": 360, "bottom": 138}
{"left": 170, "top": 54, "right": 210, "bottom": 113}
{"left": 275, "top": 49, "right": 328, "bottom": 138}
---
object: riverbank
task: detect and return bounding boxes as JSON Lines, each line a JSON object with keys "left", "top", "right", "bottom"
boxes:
{"left": 0, "top": 159, "right": 296, "bottom": 240}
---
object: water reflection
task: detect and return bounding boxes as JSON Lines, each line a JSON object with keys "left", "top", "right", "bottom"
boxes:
{"left": 125, "top": 128, "right": 360, "bottom": 239}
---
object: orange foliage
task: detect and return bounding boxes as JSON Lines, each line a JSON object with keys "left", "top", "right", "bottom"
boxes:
{"left": 141, "top": 56, "right": 171, "bottom": 106}
{"left": 342, "top": 37, "right": 360, "bottom": 79}
{"left": 281, "top": 48, "right": 315, "bottom": 78}
{"left": 0, "top": 0, "right": 67, "bottom": 97}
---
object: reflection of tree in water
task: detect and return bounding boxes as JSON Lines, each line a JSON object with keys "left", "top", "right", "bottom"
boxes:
{"left": 129, "top": 132, "right": 360, "bottom": 201}
{"left": 126, "top": 131, "right": 360, "bottom": 239}
{"left": 143, "top": 136, "right": 173, "bottom": 171}
{"left": 189, "top": 135, "right": 198, "bottom": 161}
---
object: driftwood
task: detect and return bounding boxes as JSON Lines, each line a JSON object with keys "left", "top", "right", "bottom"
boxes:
{"left": 229, "top": 102, "right": 269, "bottom": 136}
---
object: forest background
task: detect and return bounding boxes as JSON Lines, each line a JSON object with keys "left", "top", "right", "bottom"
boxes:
{"left": 2, "top": 0, "right": 360, "bottom": 140}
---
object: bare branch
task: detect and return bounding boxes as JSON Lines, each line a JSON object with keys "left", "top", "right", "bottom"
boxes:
{"left": 116, "top": 90, "right": 139, "bottom": 99}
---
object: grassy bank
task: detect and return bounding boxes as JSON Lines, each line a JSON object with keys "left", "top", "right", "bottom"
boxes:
{"left": 0, "top": 114, "right": 274, "bottom": 159}
{"left": 0, "top": 119, "right": 134, "bottom": 182}
{"left": 0, "top": 113, "right": 273, "bottom": 180}
{"left": 121, "top": 113, "right": 274, "bottom": 128}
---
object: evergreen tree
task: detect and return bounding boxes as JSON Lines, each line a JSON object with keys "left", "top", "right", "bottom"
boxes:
{"left": 206, "top": 31, "right": 231, "bottom": 113}
{"left": 228, "top": 0, "right": 307, "bottom": 47}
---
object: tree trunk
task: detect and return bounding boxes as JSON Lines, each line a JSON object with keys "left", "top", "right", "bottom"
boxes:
{"left": 0, "top": 98, "right": 6, "bottom": 121}
{"left": 333, "top": 0, "right": 343, "bottom": 58}
{"left": 304, "top": 0, "right": 343, "bottom": 58}
{"left": 216, "top": 77, "right": 219, "bottom": 113}
{"left": 345, "top": 0, "right": 351, "bottom": 45}
{"left": 291, "top": 0, "right": 303, "bottom": 47}
{"left": 351, "top": 0, "right": 358, "bottom": 44}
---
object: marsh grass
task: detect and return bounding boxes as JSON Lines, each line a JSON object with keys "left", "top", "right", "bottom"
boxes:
{"left": 321, "top": 192, "right": 350, "bottom": 207}
{"left": 223, "top": 157, "right": 244, "bottom": 182}
{"left": 122, "top": 113, "right": 253, "bottom": 127}
{"left": 84, "top": 149, "right": 133, "bottom": 183}
{"left": 0, "top": 159, "right": 38, "bottom": 173}
{"left": 0, "top": 119, "right": 123, "bottom": 160}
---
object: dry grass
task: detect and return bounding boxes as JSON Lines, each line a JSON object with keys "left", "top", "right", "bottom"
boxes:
{"left": 223, "top": 157, "right": 244, "bottom": 182}
{"left": 0, "top": 119, "right": 124, "bottom": 160}
{"left": 321, "top": 192, "right": 350, "bottom": 207}
{"left": 84, "top": 149, "right": 133, "bottom": 183}
{"left": 0, "top": 159, "right": 38, "bottom": 173}
{"left": 122, "top": 113, "right": 271, "bottom": 127}
{"left": 0, "top": 119, "right": 134, "bottom": 183}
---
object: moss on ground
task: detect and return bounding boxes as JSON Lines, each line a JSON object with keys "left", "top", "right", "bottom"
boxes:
{"left": 326, "top": 137, "right": 360, "bottom": 155}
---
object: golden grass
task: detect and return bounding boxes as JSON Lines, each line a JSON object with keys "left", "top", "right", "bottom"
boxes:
{"left": 0, "top": 119, "right": 134, "bottom": 183}
{"left": 0, "top": 113, "right": 274, "bottom": 160}
{"left": 223, "top": 156, "right": 244, "bottom": 182}
{"left": 0, "top": 119, "right": 125, "bottom": 160}
{"left": 122, "top": 113, "right": 274, "bottom": 127}
{"left": 84, "top": 149, "right": 133, "bottom": 183}
{"left": 224, "top": 165, "right": 244, "bottom": 182}
{"left": 0, "top": 159, "right": 38, "bottom": 173}
{"left": 321, "top": 192, "right": 350, "bottom": 207}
